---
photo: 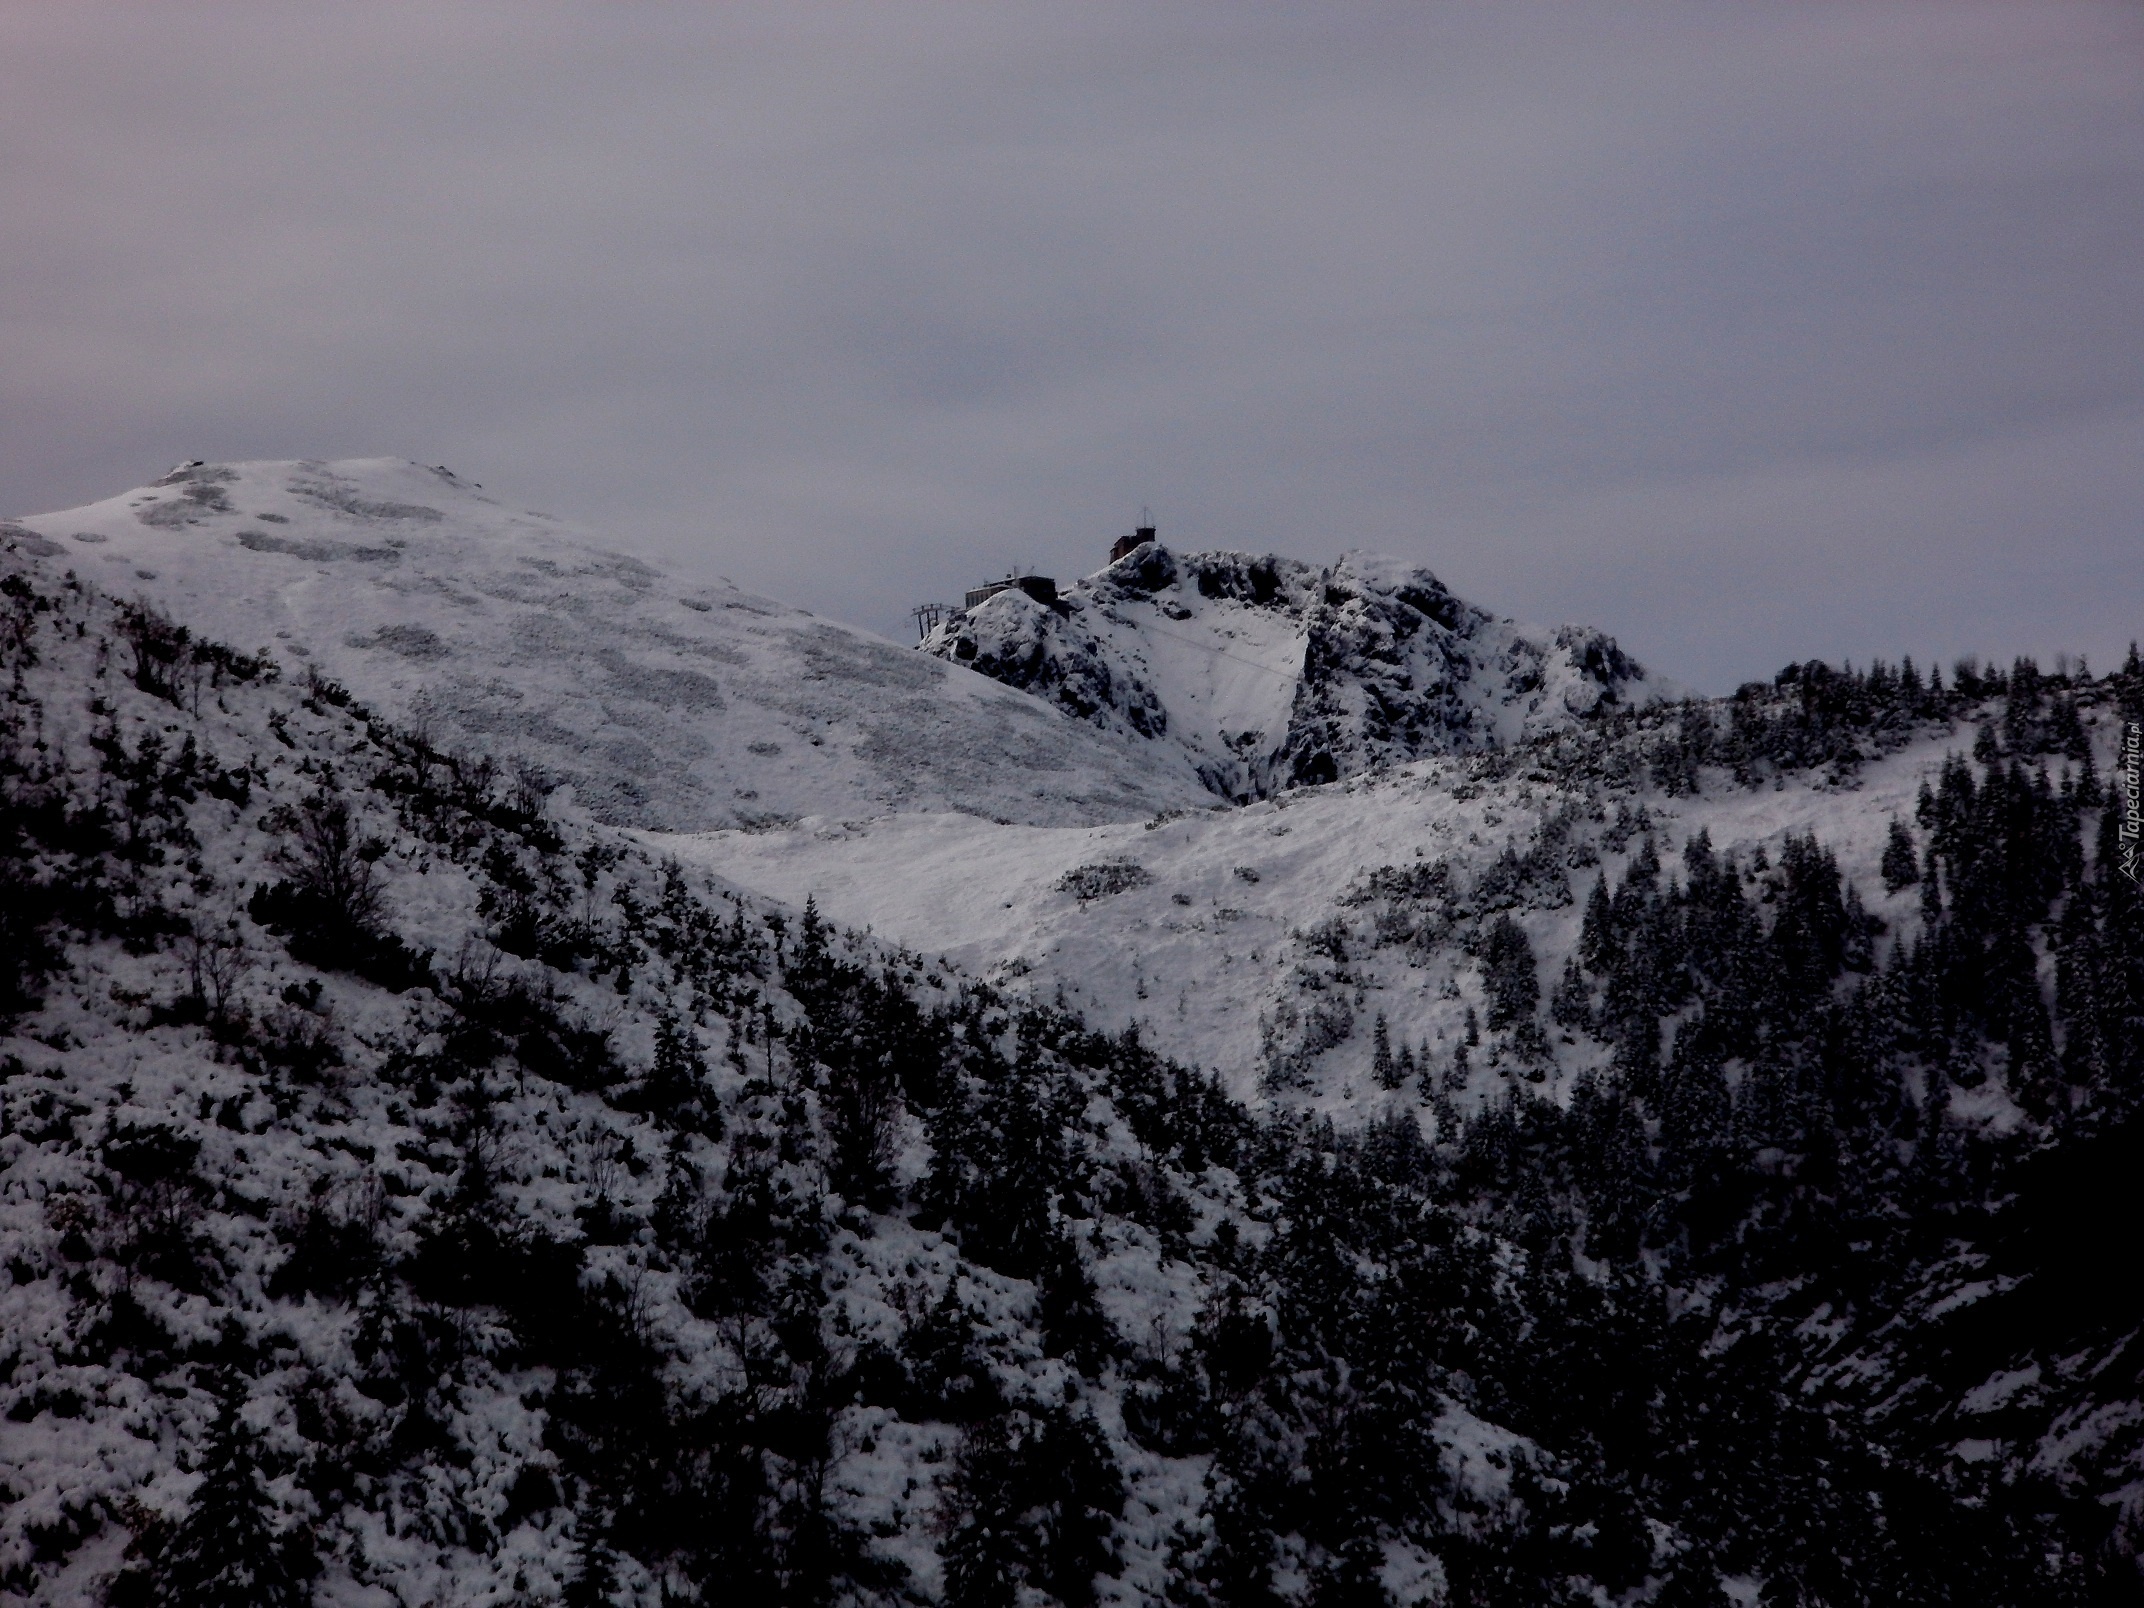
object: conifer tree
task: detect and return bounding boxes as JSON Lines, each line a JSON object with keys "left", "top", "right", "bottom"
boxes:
{"left": 1653, "top": 1558, "right": 1731, "bottom": 1607}
{"left": 1309, "top": 1535, "right": 1391, "bottom": 1608}
{"left": 1371, "top": 1013, "right": 1402, "bottom": 1089}
{"left": 1550, "top": 956, "right": 1592, "bottom": 1031}
{"left": 1579, "top": 875, "right": 1616, "bottom": 973}
{"left": 125, "top": 1383, "right": 314, "bottom": 1608}
{"left": 562, "top": 1532, "right": 620, "bottom": 1608}
{"left": 1037, "top": 1226, "right": 1119, "bottom": 1373}
{"left": 1443, "top": 1037, "right": 1473, "bottom": 1095}
{"left": 641, "top": 1010, "right": 720, "bottom": 1133}
{"left": 1880, "top": 819, "right": 1920, "bottom": 893}
{"left": 1481, "top": 915, "right": 1540, "bottom": 1031}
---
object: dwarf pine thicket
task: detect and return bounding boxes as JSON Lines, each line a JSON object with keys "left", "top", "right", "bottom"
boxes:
{"left": 2, "top": 559, "right": 2142, "bottom": 1605}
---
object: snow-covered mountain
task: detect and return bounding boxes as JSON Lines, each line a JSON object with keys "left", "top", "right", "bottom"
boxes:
{"left": 4, "top": 468, "right": 2141, "bottom": 1606}
{"left": 4, "top": 460, "right": 1212, "bottom": 831}
{"left": 920, "top": 542, "right": 1679, "bottom": 802}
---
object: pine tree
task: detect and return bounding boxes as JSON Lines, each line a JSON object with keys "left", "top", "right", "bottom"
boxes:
{"left": 640, "top": 1010, "right": 720, "bottom": 1133}
{"left": 1880, "top": 819, "right": 1920, "bottom": 893}
{"left": 1550, "top": 956, "right": 1592, "bottom": 1031}
{"left": 1037, "top": 1226, "right": 1119, "bottom": 1373}
{"left": 2047, "top": 693, "right": 2089, "bottom": 760}
{"left": 1579, "top": 874, "right": 1615, "bottom": 973}
{"left": 1653, "top": 1557, "right": 1732, "bottom": 1607}
{"left": 127, "top": 1384, "right": 315, "bottom": 1608}
{"left": 939, "top": 1407, "right": 1123, "bottom": 1608}
{"left": 1309, "top": 1535, "right": 1390, "bottom": 1607}
{"left": 562, "top": 1531, "right": 621, "bottom": 1607}
{"left": 1371, "top": 1013, "right": 1402, "bottom": 1089}
{"left": 900, "top": 1277, "right": 1002, "bottom": 1423}
{"left": 1481, "top": 915, "right": 1540, "bottom": 1031}
{"left": 1444, "top": 1039, "right": 1471, "bottom": 1092}
{"left": 1919, "top": 852, "right": 1944, "bottom": 925}
{"left": 1166, "top": 1466, "right": 1282, "bottom": 1608}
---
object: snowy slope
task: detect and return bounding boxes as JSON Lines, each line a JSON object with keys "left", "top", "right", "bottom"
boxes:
{"left": 5, "top": 488, "right": 2138, "bottom": 1604}
{"left": 5, "top": 461, "right": 1211, "bottom": 832}
{"left": 920, "top": 543, "right": 1681, "bottom": 801}
{"left": 0, "top": 546, "right": 1589, "bottom": 1607}
{"left": 0, "top": 561, "right": 1188, "bottom": 1603}
{"left": 665, "top": 706, "right": 2113, "bottom": 1121}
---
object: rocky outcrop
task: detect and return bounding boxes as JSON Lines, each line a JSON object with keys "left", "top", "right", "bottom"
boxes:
{"left": 924, "top": 543, "right": 1675, "bottom": 800}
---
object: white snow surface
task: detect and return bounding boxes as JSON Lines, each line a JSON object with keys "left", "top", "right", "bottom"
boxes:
{"left": 9, "top": 460, "right": 1213, "bottom": 832}
{"left": 663, "top": 719, "right": 2053, "bottom": 1117}
{"left": 922, "top": 543, "right": 1683, "bottom": 802}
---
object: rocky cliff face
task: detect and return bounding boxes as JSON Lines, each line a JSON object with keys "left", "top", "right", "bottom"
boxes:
{"left": 922, "top": 543, "right": 1678, "bottom": 801}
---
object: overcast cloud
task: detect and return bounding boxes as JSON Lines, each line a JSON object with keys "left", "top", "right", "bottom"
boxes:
{"left": 3, "top": 2, "right": 2139, "bottom": 690}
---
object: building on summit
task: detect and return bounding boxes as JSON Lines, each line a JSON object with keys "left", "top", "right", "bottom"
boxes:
{"left": 962, "top": 573, "right": 1058, "bottom": 610}
{"left": 1110, "top": 523, "right": 1157, "bottom": 564}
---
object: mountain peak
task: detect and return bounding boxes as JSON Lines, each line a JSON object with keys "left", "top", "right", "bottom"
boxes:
{"left": 12, "top": 458, "right": 1213, "bottom": 831}
{"left": 922, "top": 540, "right": 1679, "bottom": 800}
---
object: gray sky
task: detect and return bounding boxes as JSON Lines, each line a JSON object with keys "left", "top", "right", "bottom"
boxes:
{"left": 4, "top": 2, "right": 2140, "bottom": 691}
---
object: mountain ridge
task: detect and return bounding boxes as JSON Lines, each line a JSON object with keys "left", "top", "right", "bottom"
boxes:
{"left": 7, "top": 458, "right": 1215, "bottom": 833}
{"left": 3, "top": 469, "right": 2140, "bottom": 1605}
{"left": 922, "top": 541, "right": 1680, "bottom": 802}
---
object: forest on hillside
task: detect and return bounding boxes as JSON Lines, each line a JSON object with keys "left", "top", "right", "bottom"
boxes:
{"left": 3, "top": 560, "right": 2141, "bottom": 1605}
